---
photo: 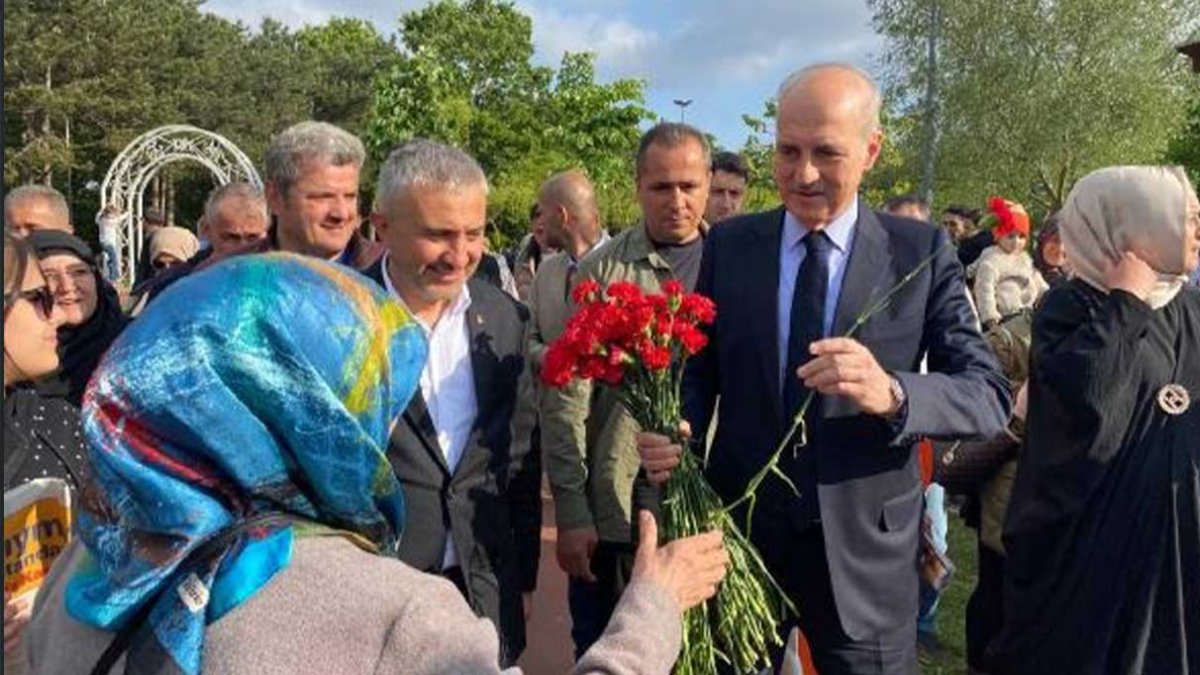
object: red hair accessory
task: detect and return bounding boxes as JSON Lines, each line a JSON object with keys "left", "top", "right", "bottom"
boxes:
{"left": 988, "top": 196, "right": 1030, "bottom": 239}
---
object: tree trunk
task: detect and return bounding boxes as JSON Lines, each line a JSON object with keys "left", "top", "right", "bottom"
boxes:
{"left": 919, "top": 0, "right": 941, "bottom": 204}
{"left": 41, "top": 64, "right": 54, "bottom": 185}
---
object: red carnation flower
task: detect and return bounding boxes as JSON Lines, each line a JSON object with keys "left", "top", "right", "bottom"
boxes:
{"left": 571, "top": 279, "right": 602, "bottom": 306}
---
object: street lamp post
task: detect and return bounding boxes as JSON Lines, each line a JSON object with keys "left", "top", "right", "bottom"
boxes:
{"left": 672, "top": 98, "right": 693, "bottom": 123}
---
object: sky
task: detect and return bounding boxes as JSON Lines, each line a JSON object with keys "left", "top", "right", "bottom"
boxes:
{"left": 202, "top": 0, "right": 885, "bottom": 150}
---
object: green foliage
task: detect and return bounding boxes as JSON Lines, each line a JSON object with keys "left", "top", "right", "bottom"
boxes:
{"left": 365, "top": 0, "right": 651, "bottom": 247}
{"left": 733, "top": 100, "right": 779, "bottom": 214}
{"left": 3, "top": 1, "right": 388, "bottom": 231}
{"left": 869, "top": 0, "right": 1198, "bottom": 217}
{"left": 297, "top": 19, "right": 401, "bottom": 137}
{"left": 1165, "top": 92, "right": 1200, "bottom": 187}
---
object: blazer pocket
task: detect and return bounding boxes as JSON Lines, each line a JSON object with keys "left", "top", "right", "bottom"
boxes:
{"left": 878, "top": 483, "right": 923, "bottom": 533}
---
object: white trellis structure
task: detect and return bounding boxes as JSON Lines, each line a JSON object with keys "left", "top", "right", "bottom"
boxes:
{"left": 100, "top": 125, "right": 261, "bottom": 286}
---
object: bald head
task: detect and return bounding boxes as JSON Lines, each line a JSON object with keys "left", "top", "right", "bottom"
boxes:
{"left": 777, "top": 63, "right": 882, "bottom": 140}
{"left": 773, "top": 62, "right": 885, "bottom": 229}
{"left": 537, "top": 170, "right": 601, "bottom": 255}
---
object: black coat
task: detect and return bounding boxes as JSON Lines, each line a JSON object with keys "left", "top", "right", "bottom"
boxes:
{"left": 988, "top": 282, "right": 1200, "bottom": 675}
{"left": 3, "top": 388, "right": 87, "bottom": 491}
{"left": 361, "top": 260, "right": 540, "bottom": 665}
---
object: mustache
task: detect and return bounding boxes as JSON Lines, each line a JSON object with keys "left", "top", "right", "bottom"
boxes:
{"left": 785, "top": 183, "right": 826, "bottom": 194}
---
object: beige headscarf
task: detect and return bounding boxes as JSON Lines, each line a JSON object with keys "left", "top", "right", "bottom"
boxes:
{"left": 1059, "top": 165, "right": 1196, "bottom": 309}
{"left": 149, "top": 226, "right": 200, "bottom": 263}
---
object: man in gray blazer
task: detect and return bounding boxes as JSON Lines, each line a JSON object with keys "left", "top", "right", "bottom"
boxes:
{"left": 364, "top": 139, "right": 540, "bottom": 666}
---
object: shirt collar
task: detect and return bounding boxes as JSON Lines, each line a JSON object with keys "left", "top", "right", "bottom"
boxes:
{"left": 380, "top": 251, "right": 472, "bottom": 332}
{"left": 783, "top": 196, "right": 859, "bottom": 253}
{"left": 573, "top": 231, "right": 611, "bottom": 264}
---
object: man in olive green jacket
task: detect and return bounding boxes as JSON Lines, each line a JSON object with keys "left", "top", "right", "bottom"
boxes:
{"left": 540, "top": 122, "right": 711, "bottom": 658}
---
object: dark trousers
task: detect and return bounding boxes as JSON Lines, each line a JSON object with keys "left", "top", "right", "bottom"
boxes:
{"left": 966, "top": 540, "right": 1007, "bottom": 672}
{"left": 761, "top": 523, "right": 919, "bottom": 675}
{"left": 441, "top": 565, "right": 521, "bottom": 667}
{"left": 566, "top": 540, "right": 635, "bottom": 659}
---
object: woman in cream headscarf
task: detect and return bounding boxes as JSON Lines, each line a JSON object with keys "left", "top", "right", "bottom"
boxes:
{"left": 988, "top": 166, "right": 1200, "bottom": 675}
{"left": 147, "top": 226, "right": 200, "bottom": 273}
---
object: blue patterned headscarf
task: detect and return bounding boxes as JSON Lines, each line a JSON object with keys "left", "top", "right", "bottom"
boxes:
{"left": 65, "top": 253, "right": 426, "bottom": 674}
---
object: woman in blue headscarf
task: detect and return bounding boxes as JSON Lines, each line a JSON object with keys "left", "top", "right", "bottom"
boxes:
{"left": 24, "top": 253, "right": 727, "bottom": 675}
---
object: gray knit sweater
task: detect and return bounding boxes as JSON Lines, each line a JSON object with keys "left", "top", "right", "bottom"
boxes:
{"left": 26, "top": 537, "right": 682, "bottom": 674}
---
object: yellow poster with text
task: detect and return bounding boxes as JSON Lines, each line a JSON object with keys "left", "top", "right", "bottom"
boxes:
{"left": 4, "top": 478, "right": 72, "bottom": 599}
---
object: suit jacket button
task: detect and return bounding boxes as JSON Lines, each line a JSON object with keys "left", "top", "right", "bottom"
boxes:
{"left": 447, "top": 487, "right": 457, "bottom": 501}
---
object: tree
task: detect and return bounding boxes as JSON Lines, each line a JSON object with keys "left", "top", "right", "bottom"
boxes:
{"left": 297, "top": 19, "right": 401, "bottom": 137}
{"left": 1165, "top": 92, "right": 1200, "bottom": 187}
{"left": 870, "top": 0, "right": 1198, "bottom": 216}
{"left": 366, "top": 0, "right": 651, "bottom": 245}
{"left": 4, "top": 1, "right": 384, "bottom": 235}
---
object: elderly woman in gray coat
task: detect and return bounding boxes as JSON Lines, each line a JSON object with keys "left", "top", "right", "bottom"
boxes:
{"left": 24, "top": 254, "right": 727, "bottom": 675}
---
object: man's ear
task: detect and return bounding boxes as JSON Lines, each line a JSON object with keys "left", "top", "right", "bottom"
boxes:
{"left": 369, "top": 210, "right": 389, "bottom": 237}
{"left": 264, "top": 181, "right": 284, "bottom": 217}
{"left": 863, "top": 128, "right": 885, "bottom": 172}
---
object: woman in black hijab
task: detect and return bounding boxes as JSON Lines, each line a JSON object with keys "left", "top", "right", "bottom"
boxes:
{"left": 28, "top": 230, "right": 128, "bottom": 407}
{"left": 989, "top": 166, "right": 1200, "bottom": 675}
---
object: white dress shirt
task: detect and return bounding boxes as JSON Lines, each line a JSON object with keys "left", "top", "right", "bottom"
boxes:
{"left": 382, "top": 253, "right": 478, "bottom": 569}
{"left": 777, "top": 198, "right": 859, "bottom": 393}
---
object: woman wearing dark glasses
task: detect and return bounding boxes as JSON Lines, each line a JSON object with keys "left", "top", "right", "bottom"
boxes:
{"left": 3, "top": 231, "right": 87, "bottom": 669}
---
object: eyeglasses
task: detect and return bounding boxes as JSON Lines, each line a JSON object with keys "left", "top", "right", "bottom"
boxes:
{"left": 42, "top": 265, "right": 95, "bottom": 287}
{"left": 15, "top": 286, "right": 55, "bottom": 318}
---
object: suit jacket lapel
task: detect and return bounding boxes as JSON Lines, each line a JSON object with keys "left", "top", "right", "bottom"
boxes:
{"left": 363, "top": 258, "right": 386, "bottom": 288}
{"left": 466, "top": 292, "right": 493, "bottom": 442}
{"left": 402, "top": 391, "right": 451, "bottom": 475}
{"left": 751, "top": 209, "right": 786, "bottom": 424}
{"left": 832, "top": 203, "right": 892, "bottom": 337}
{"left": 370, "top": 257, "right": 449, "bottom": 474}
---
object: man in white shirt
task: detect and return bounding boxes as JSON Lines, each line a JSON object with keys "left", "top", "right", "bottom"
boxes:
{"left": 363, "top": 139, "right": 539, "bottom": 667}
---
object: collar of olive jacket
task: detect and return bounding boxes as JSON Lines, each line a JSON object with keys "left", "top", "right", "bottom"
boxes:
{"left": 616, "top": 219, "right": 709, "bottom": 270}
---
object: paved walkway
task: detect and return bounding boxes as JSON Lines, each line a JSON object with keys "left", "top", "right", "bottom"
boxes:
{"left": 516, "top": 482, "right": 575, "bottom": 674}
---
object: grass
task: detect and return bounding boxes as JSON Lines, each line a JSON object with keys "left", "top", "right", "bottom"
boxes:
{"left": 919, "top": 514, "right": 978, "bottom": 675}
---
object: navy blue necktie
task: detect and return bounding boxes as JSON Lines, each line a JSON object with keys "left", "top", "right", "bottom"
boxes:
{"left": 783, "top": 230, "right": 832, "bottom": 422}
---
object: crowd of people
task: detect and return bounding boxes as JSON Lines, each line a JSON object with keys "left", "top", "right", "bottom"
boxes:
{"left": 3, "top": 61, "right": 1198, "bottom": 675}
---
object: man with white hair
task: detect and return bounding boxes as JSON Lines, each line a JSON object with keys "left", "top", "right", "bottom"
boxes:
{"left": 198, "top": 181, "right": 269, "bottom": 259}
{"left": 4, "top": 184, "right": 72, "bottom": 238}
{"left": 638, "top": 63, "right": 1010, "bottom": 673}
{"left": 131, "top": 182, "right": 270, "bottom": 308}
{"left": 363, "top": 139, "right": 540, "bottom": 667}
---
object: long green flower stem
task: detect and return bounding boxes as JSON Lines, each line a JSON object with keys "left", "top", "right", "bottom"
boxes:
{"left": 618, "top": 367, "right": 794, "bottom": 675}
{"left": 721, "top": 242, "right": 953, "bottom": 531}
{"left": 662, "top": 448, "right": 794, "bottom": 674}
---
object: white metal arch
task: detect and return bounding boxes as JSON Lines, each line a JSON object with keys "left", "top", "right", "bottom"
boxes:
{"left": 100, "top": 125, "right": 261, "bottom": 286}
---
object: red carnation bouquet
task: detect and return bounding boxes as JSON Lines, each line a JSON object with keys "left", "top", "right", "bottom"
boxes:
{"left": 542, "top": 279, "right": 790, "bottom": 675}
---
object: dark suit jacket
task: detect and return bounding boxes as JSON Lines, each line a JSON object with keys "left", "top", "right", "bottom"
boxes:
{"left": 683, "top": 203, "right": 1010, "bottom": 640}
{"left": 362, "top": 261, "right": 540, "bottom": 663}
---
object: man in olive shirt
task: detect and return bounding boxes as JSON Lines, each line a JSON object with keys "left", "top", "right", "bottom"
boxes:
{"left": 540, "top": 122, "right": 710, "bottom": 658}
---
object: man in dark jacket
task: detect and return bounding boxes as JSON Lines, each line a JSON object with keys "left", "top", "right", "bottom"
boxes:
{"left": 362, "top": 138, "right": 540, "bottom": 666}
{"left": 133, "top": 122, "right": 382, "bottom": 311}
{"left": 640, "top": 63, "right": 1010, "bottom": 674}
